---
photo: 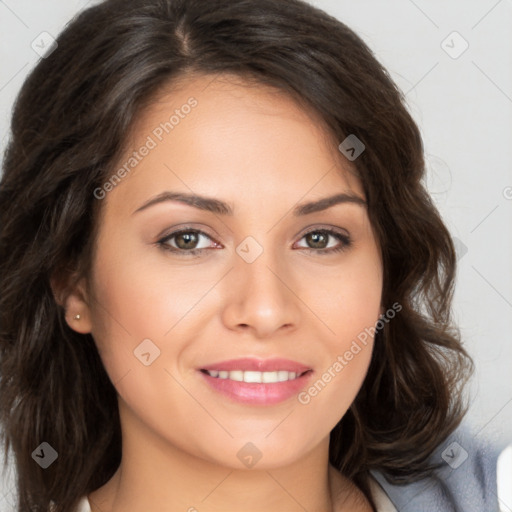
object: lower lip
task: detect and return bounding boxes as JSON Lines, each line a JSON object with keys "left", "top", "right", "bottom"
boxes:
{"left": 198, "top": 370, "right": 313, "bottom": 405}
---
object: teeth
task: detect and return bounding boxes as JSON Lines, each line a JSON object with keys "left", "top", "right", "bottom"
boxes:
{"left": 205, "top": 369, "right": 301, "bottom": 383}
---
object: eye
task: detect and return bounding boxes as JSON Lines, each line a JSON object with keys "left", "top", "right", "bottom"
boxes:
{"left": 156, "top": 227, "right": 352, "bottom": 257}
{"left": 294, "top": 228, "right": 352, "bottom": 255}
{"left": 157, "top": 228, "right": 220, "bottom": 256}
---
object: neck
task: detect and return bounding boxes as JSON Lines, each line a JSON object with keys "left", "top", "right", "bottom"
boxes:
{"left": 87, "top": 398, "right": 370, "bottom": 512}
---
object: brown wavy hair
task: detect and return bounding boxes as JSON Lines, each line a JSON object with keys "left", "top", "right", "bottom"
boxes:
{"left": 0, "top": 0, "right": 473, "bottom": 510}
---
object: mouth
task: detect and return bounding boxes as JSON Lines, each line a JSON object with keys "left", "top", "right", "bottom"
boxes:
{"left": 197, "top": 358, "right": 314, "bottom": 405}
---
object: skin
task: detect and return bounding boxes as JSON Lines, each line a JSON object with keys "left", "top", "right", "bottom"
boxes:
{"left": 62, "top": 73, "right": 384, "bottom": 512}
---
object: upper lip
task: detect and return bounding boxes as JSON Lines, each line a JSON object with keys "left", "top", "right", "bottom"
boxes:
{"left": 200, "top": 358, "right": 312, "bottom": 374}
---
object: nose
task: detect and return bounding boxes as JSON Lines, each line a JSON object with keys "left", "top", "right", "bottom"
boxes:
{"left": 220, "top": 246, "right": 302, "bottom": 339}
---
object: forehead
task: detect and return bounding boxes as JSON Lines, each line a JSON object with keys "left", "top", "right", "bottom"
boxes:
{"left": 104, "top": 73, "right": 364, "bottom": 214}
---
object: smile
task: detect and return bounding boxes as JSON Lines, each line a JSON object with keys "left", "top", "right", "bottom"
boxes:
{"left": 198, "top": 364, "right": 314, "bottom": 405}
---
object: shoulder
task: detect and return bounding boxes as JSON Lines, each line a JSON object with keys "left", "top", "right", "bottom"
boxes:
{"left": 329, "top": 467, "right": 396, "bottom": 511}
{"left": 370, "top": 425, "right": 502, "bottom": 511}
{"left": 368, "top": 476, "right": 398, "bottom": 512}
{"left": 74, "top": 496, "right": 92, "bottom": 512}
{"left": 49, "top": 497, "right": 91, "bottom": 512}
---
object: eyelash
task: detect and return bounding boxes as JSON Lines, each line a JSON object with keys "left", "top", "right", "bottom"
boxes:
{"left": 156, "top": 227, "right": 352, "bottom": 257}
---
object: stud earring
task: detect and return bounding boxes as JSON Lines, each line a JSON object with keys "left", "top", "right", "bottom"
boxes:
{"left": 73, "top": 314, "right": 81, "bottom": 321}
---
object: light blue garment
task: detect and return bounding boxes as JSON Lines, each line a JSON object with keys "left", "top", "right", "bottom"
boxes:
{"left": 371, "top": 423, "right": 503, "bottom": 512}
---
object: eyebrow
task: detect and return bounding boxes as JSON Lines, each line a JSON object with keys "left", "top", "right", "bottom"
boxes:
{"left": 133, "top": 191, "right": 367, "bottom": 216}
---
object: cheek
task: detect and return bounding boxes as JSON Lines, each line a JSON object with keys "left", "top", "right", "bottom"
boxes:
{"left": 294, "top": 248, "right": 381, "bottom": 415}
{"left": 87, "top": 241, "right": 223, "bottom": 386}
{"left": 297, "top": 341, "right": 373, "bottom": 441}
{"left": 300, "top": 247, "right": 383, "bottom": 341}
{"left": 296, "top": 272, "right": 380, "bottom": 427}
{"left": 90, "top": 246, "right": 206, "bottom": 339}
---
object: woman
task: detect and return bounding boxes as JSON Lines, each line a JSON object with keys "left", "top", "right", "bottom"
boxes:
{"left": 0, "top": 0, "right": 473, "bottom": 511}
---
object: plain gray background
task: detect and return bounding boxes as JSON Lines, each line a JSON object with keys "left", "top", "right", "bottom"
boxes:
{"left": 1, "top": 0, "right": 511, "bottom": 510}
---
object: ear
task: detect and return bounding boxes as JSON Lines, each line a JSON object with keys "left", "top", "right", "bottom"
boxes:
{"left": 50, "top": 272, "right": 93, "bottom": 334}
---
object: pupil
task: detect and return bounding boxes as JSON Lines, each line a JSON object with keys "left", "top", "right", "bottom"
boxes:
{"left": 177, "top": 232, "right": 198, "bottom": 249}
{"left": 308, "top": 232, "right": 327, "bottom": 249}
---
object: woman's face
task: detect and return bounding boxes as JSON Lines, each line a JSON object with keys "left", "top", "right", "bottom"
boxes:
{"left": 71, "top": 74, "right": 383, "bottom": 469}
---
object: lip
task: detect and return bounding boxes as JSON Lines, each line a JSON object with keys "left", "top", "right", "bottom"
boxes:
{"left": 198, "top": 358, "right": 313, "bottom": 406}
